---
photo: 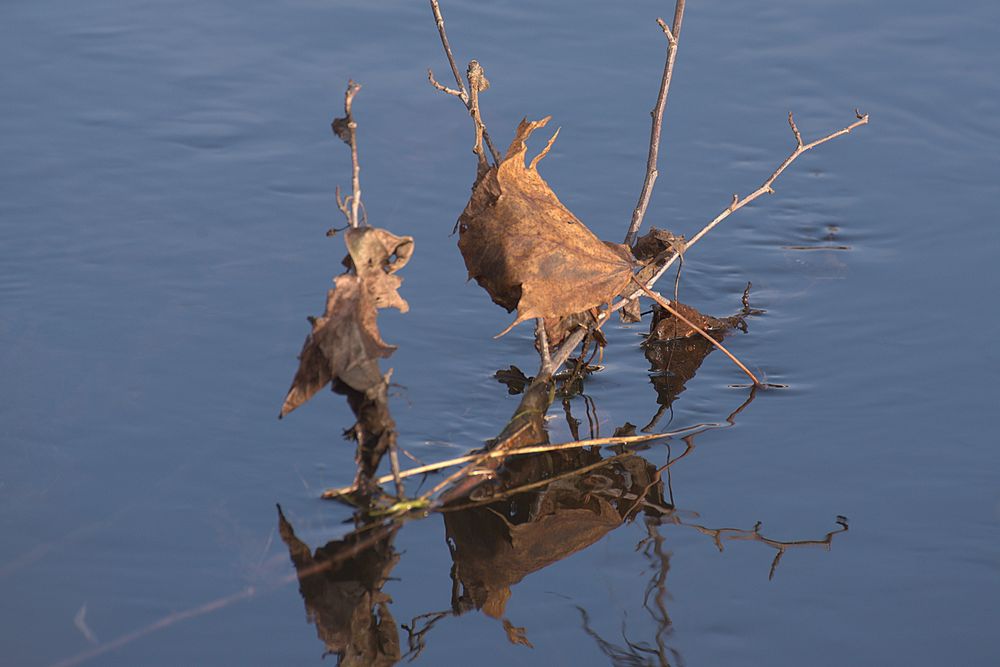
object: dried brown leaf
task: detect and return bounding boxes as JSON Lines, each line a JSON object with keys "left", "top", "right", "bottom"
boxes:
{"left": 632, "top": 227, "right": 685, "bottom": 264}
{"left": 345, "top": 227, "right": 413, "bottom": 313}
{"left": 280, "top": 274, "right": 395, "bottom": 418}
{"left": 647, "top": 301, "right": 742, "bottom": 342}
{"left": 457, "top": 117, "right": 635, "bottom": 335}
{"left": 331, "top": 116, "right": 351, "bottom": 144}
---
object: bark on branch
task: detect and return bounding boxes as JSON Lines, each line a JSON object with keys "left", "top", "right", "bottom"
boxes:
{"left": 427, "top": 0, "right": 502, "bottom": 166}
{"left": 624, "top": 0, "right": 687, "bottom": 247}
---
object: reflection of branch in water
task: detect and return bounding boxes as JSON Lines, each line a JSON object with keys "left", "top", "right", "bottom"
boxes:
{"left": 401, "top": 609, "right": 451, "bottom": 662}
{"left": 578, "top": 605, "right": 683, "bottom": 667}
{"left": 578, "top": 512, "right": 848, "bottom": 666}
{"left": 665, "top": 515, "right": 850, "bottom": 580}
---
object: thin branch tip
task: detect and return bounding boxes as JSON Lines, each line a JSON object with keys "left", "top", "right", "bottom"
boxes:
{"left": 656, "top": 18, "right": 676, "bottom": 44}
{"left": 428, "top": 68, "right": 464, "bottom": 99}
{"left": 788, "top": 111, "right": 803, "bottom": 146}
{"left": 623, "top": 0, "right": 686, "bottom": 247}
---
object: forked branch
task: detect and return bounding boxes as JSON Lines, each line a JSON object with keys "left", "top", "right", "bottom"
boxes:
{"left": 629, "top": 110, "right": 870, "bottom": 299}
{"left": 427, "top": 1, "right": 502, "bottom": 165}
{"left": 546, "top": 110, "right": 869, "bottom": 377}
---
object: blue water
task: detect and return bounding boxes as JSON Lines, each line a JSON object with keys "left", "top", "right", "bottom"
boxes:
{"left": 2, "top": 1, "right": 998, "bottom": 665}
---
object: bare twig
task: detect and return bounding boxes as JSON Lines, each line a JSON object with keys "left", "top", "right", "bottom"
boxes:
{"left": 535, "top": 319, "right": 552, "bottom": 369}
{"left": 321, "top": 424, "right": 710, "bottom": 499}
{"left": 427, "top": 68, "right": 463, "bottom": 98}
{"left": 549, "top": 112, "right": 867, "bottom": 377}
{"left": 334, "top": 185, "right": 351, "bottom": 225}
{"left": 345, "top": 81, "right": 363, "bottom": 227}
{"left": 630, "top": 276, "right": 762, "bottom": 386}
{"left": 621, "top": 110, "right": 870, "bottom": 304}
{"left": 332, "top": 80, "right": 364, "bottom": 228}
{"left": 426, "top": 1, "right": 502, "bottom": 165}
{"left": 544, "top": 326, "right": 589, "bottom": 377}
{"left": 624, "top": 1, "right": 687, "bottom": 247}
{"left": 429, "top": 0, "right": 469, "bottom": 103}
{"left": 466, "top": 60, "right": 495, "bottom": 168}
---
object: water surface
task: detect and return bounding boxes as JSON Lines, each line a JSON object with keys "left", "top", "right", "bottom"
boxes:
{"left": 1, "top": 1, "right": 998, "bottom": 665}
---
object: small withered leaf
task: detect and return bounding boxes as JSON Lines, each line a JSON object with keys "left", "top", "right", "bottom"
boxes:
{"left": 632, "top": 227, "right": 685, "bottom": 263}
{"left": 280, "top": 274, "right": 395, "bottom": 418}
{"left": 344, "top": 226, "right": 414, "bottom": 313}
{"left": 331, "top": 116, "right": 351, "bottom": 144}
{"left": 457, "top": 116, "right": 636, "bottom": 336}
{"left": 646, "top": 301, "right": 745, "bottom": 343}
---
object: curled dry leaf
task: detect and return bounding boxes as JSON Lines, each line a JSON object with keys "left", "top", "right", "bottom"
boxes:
{"left": 344, "top": 226, "right": 414, "bottom": 313}
{"left": 280, "top": 274, "right": 394, "bottom": 418}
{"left": 457, "top": 117, "right": 636, "bottom": 336}
{"left": 280, "top": 226, "right": 413, "bottom": 418}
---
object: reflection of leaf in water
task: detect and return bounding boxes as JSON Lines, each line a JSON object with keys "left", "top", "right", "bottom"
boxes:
{"left": 277, "top": 507, "right": 401, "bottom": 666}
{"left": 457, "top": 116, "right": 635, "bottom": 336}
{"left": 444, "top": 450, "right": 666, "bottom": 620}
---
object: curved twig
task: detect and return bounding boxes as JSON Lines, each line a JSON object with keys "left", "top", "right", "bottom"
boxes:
{"left": 624, "top": 0, "right": 687, "bottom": 246}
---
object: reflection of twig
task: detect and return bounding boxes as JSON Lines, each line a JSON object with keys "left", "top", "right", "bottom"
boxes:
{"left": 402, "top": 609, "right": 452, "bottom": 662}
{"left": 578, "top": 605, "right": 681, "bottom": 667}
{"left": 624, "top": 1, "right": 687, "bottom": 247}
{"left": 637, "top": 521, "right": 675, "bottom": 663}
{"left": 665, "top": 515, "right": 850, "bottom": 580}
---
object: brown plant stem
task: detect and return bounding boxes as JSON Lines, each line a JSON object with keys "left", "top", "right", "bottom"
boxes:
{"left": 321, "top": 422, "right": 713, "bottom": 500}
{"left": 630, "top": 276, "right": 762, "bottom": 387}
{"left": 535, "top": 318, "right": 551, "bottom": 369}
{"left": 344, "top": 80, "right": 362, "bottom": 228}
{"left": 624, "top": 0, "right": 687, "bottom": 247}
{"left": 546, "top": 111, "right": 869, "bottom": 376}
{"left": 429, "top": 0, "right": 468, "bottom": 103}
{"left": 618, "top": 110, "right": 870, "bottom": 307}
{"left": 426, "top": 1, "right": 501, "bottom": 165}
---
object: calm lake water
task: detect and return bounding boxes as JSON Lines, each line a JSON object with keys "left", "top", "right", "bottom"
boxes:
{"left": 2, "top": 1, "right": 998, "bottom": 665}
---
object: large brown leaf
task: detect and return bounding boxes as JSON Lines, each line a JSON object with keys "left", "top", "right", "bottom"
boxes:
{"left": 280, "top": 273, "right": 394, "bottom": 418}
{"left": 457, "top": 116, "right": 635, "bottom": 335}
